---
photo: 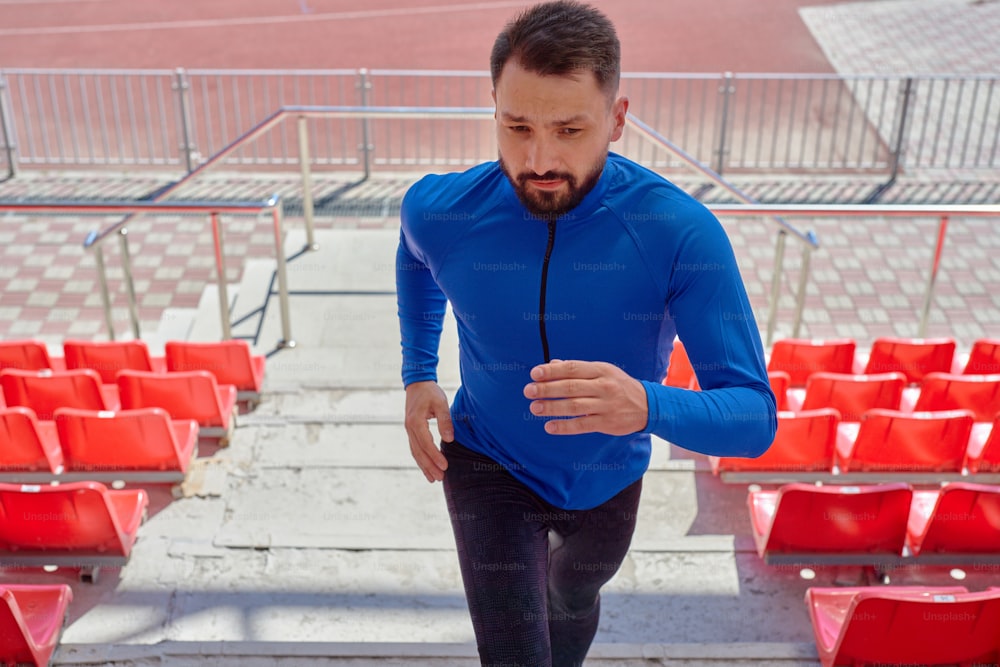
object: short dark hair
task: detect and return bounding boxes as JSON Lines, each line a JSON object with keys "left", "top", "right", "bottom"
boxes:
{"left": 490, "top": 1, "right": 621, "bottom": 98}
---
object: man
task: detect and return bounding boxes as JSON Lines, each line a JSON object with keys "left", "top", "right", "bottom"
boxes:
{"left": 396, "top": 2, "right": 777, "bottom": 665}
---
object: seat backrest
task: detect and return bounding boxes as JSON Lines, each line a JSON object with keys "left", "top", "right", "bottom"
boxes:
{"left": 0, "top": 368, "right": 107, "bottom": 420}
{"left": 835, "top": 589, "right": 1000, "bottom": 664}
{"left": 845, "top": 408, "right": 974, "bottom": 472}
{"left": 0, "top": 340, "right": 53, "bottom": 372}
{"left": 719, "top": 408, "right": 838, "bottom": 472}
{"left": 55, "top": 407, "right": 182, "bottom": 471}
{"left": 0, "top": 589, "right": 35, "bottom": 663}
{"left": 914, "top": 373, "right": 1000, "bottom": 422}
{"left": 965, "top": 338, "right": 1000, "bottom": 375}
{"left": 800, "top": 372, "right": 906, "bottom": 421}
{"left": 0, "top": 482, "right": 126, "bottom": 554}
{"left": 0, "top": 585, "right": 72, "bottom": 662}
{"left": 0, "top": 407, "right": 61, "bottom": 472}
{"left": 63, "top": 339, "right": 155, "bottom": 384}
{"left": 767, "top": 338, "right": 856, "bottom": 387}
{"left": 117, "top": 370, "right": 224, "bottom": 426}
{"left": 768, "top": 371, "right": 790, "bottom": 411}
{"left": 766, "top": 483, "right": 911, "bottom": 554}
{"left": 864, "top": 336, "right": 956, "bottom": 384}
{"left": 165, "top": 340, "right": 260, "bottom": 392}
{"left": 917, "top": 483, "right": 1000, "bottom": 554}
{"left": 664, "top": 340, "right": 697, "bottom": 389}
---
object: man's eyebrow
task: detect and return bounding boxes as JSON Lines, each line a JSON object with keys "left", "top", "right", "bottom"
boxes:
{"left": 499, "top": 111, "right": 590, "bottom": 126}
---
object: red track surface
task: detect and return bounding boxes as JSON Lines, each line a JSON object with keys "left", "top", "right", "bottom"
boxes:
{"left": 0, "top": 0, "right": 847, "bottom": 72}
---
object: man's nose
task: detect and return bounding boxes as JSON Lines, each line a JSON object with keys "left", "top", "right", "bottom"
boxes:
{"left": 525, "top": 136, "right": 559, "bottom": 176}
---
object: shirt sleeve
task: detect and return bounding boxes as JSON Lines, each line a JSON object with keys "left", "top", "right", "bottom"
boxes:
{"left": 396, "top": 203, "right": 448, "bottom": 387}
{"left": 639, "top": 206, "right": 777, "bottom": 458}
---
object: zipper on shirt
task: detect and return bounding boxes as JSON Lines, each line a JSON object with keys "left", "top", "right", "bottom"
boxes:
{"left": 538, "top": 219, "right": 557, "bottom": 363}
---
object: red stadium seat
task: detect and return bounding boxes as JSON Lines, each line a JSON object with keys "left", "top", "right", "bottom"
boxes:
{"left": 0, "top": 407, "right": 63, "bottom": 475}
{"left": 768, "top": 370, "right": 790, "bottom": 411}
{"left": 963, "top": 338, "right": 1000, "bottom": 375}
{"left": 664, "top": 339, "right": 697, "bottom": 390}
{"left": 710, "top": 408, "right": 838, "bottom": 477}
{"left": 0, "top": 584, "right": 73, "bottom": 667}
{"left": 0, "top": 340, "right": 64, "bottom": 372}
{"left": 63, "top": 339, "right": 166, "bottom": 384}
{"left": 907, "top": 483, "right": 1000, "bottom": 558}
{"left": 748, "top": 482, "right": 912, "bottom": 565}
{"left": 117, "top": 370, "right": 237, "bottom": 441}
{"left": 835, "top": 408, "right": 974, "bottom": 473}
{"left": 795, "top": 372, "right": 906, "bottom": 421}
{"left": 805, "top": 586, "right": 1000, "bottom": 667}
{"left": 767, "top": 338, "right": 857, "bottom": 387}
{"left": 54, "top": 408, "right": 198, "bottom": 482}
{"left": 911, "top": 372, "right": 1000, "bottom": 422}
{"left": 165, "top": 340, "right": 265, "bottom": 408}
{"left": 862, "top": 336, "right": 956, "bottom": 384}
{"left": 967, "top": 415, "right": 1000, "bottom": 474}
{"left": 0, "top": 369, "right": 119, "bottom": 420}
{"left": 0, "top": 481, "right": 148, "bottom": 581}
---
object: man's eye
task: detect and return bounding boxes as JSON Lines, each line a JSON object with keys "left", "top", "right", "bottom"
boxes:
{"left": 509, "top": 125, "right": 529, "bottom": 132}
{"left": 561, "top": 128, "right": 582, "bottom": 136}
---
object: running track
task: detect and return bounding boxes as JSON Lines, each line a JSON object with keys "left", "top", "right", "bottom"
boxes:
{"left": 0, "top": 0, "right": 847, "bottom": 73}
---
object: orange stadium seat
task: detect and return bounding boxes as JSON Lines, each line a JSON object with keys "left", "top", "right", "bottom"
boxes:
{"left": 907, "top": 483, "right": 1000, "bottom": 558}
{"left": 117, "top": 370, "right": 237, "bottom": 441}
{"left": 862, "top": 336, "right": 956, "bottom": 384}
{"left": 710, "top": 408, "right": 838, "bottom": 477}
{"left": 63, "top": 339, "right": 166, "bottom": 384}
{"left": 0, "top": 584, "right": 73, "bottom": 667}
{"left": 0, "top": 481, "right": 148, "bottom": 581}
{"left": 768, "top": 370, "right": 790, "bottom": 411}
{"left": 767, "top": 338, "right": 857, "bottom": 387}
{"left": 0, "top": 407, "right": 63, "bottom": 475}
{"left": 910, "top": 372, "right": 1000, "bottom": 422}
{"left": 0, "top": 369, "right": 119, "bottom": 420}
{"left": 967, "top": 415, "right": 1000, "bottom": 474}
{"left": 54, "top": 408, "right": 198, "bottom": 482}
{"left": 963, "top": 338, "right": 1000, "bottom": 375}
{"left": 165, "top": 340, "right": 265, "bottom": 407}
{"left": 835, "top": 408, "right": 974, "bottom": 474}
{"left": 793, "top": 371, "right": 906, "bottom": 421}
{"left": 747, "top": 482, "right": 911, "bottom": 565}
{"left": 805, "top": 586, "right": 1000, "bottom": 667}
{"left": 0, "top": 340, "right": 64, "bottom": 372}
{"left": 663, "top": 339, "right": 697, "bottom": 390}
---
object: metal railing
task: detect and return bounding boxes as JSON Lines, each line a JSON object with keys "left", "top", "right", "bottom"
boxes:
{"left": 1, "top": 68, "right": 997, "bottom": 177}
{"left": 0, "top": 198, "right": 295, "bottom": 348}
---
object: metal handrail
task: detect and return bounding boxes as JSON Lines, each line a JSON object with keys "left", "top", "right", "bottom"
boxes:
{"left": 0, "top": 198, "right": 295, "bottom": 348}
{"left": 708, "top": 203, "right": 1000, "bottom": 340}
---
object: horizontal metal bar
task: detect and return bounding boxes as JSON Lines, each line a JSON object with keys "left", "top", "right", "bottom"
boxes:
{"left": 707, "top": 203, "right": 1000, "bottom": 217}
{"left": 0, "top": 198, "right": 278, "bottom": 216}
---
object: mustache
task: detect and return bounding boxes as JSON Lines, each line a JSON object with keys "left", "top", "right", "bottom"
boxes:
{"left": 517, "top": 171, "right": 575, "bottom": 185}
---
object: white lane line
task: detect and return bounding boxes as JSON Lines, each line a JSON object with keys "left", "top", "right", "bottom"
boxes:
{"left": 0, "top": 0, "right": 529, "bottom": 36}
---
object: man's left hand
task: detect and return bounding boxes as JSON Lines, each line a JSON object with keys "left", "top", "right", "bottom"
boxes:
{"left": 523, "top": 359, "right": 649, "bottom": 435}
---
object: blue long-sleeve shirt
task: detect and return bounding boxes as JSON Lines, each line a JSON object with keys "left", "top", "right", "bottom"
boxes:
{"left": 397, "top": 153, "right": 776, "bottom": 510}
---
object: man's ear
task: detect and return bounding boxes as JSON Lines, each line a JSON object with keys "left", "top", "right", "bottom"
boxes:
{"left": 492, "top": 89, "right": 497, "bottom": 120}
{"left": 610, "top": 95, "right": 629, "bottom": 142}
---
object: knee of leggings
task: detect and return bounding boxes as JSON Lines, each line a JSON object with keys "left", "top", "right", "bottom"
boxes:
{"left": 548, "top": 586, "right": 600, "bottom": 619}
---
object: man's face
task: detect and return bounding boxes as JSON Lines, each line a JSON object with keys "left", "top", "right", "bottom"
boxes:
{"left": 493, "top": 60, "right": 628, "bottom": 219}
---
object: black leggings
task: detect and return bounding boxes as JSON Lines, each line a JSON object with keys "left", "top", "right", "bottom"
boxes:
{"left": 441, "top": 440, "right": 642, "bottom": 667}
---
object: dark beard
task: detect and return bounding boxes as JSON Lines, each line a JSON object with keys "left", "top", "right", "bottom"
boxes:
{"left": 499, "top": 155, "right": 605, "bottom": 221}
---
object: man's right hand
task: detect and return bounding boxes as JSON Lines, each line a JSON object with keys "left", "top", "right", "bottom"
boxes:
{"left": 404, "top": 381, "right": 454, "bottom": 483}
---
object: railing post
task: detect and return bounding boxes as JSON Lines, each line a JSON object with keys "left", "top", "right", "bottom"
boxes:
{"left": 713, "top": 72, "right": 735, "bottom": 176}
{"left": 919, "top": 215, "right": 949, "bottom": 337}
{"left": 271, "top": 201, "right": 295, "bottom": 348}
{"left": 117, "top": 228, "right": 142, "bottom": 340}
{"left": 888, "top": 77, "right": 915, "bottom": 180}
{"left": 297, "top": 116, "right": 318, "bottom": 250}
{"left": 0, "top": 73, "right": 18, "bottom": 179}
{"left": 92, "top": 244, "right": 116, "bottom": 341}
{"left": 173, "top": 68, "right": 197, "bottom": 173}
{"left": 766, "top": 230, "right": 788, "bottom": 347}
{"left": 210, "top": 212, "right": 233, "bottom": 340}
{"left": 357, "top": 69, "right": 373, "bottom": 180}
{"left": 791, "top": 245, "right": 813, "bottom": 338}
